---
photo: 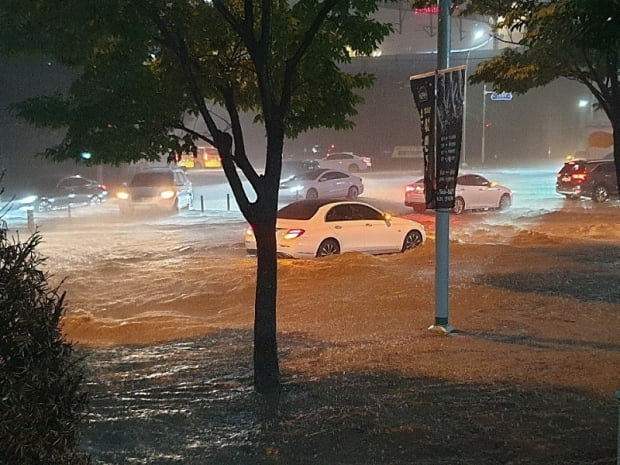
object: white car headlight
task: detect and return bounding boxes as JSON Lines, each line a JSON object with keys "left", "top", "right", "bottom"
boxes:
{"left": 160, "top": 190, "right": 175, "bottom": 200}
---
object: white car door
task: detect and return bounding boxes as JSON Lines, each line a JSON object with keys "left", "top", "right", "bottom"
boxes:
{"left": 469, "top": 174, "right": 500, "bottom": 208}
{"left": 457, "top": 175, "right": 489, "bottom": 209}
{"left": 351, "top": 203, "right": 400, "bottom": 253}
{"left": 316, "top": 171, "right": 346, "bottom": 198}
{"left": 324, "top": 204, "right": 366, "bottom": 252}
{"left": 328, "top": 171, "right": 352, "bottom": 197}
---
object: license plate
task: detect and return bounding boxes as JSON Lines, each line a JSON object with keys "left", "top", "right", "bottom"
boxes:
{"left": 561, "top": 176, "right": 571, "bottom": 182}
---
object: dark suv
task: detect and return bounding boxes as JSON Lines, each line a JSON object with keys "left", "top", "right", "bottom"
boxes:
{"left": 556, "top": 159, "right": 618, "bottom": 202}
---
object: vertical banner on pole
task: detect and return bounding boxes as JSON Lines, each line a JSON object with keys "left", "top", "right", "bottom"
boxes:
{"left": 410, "top": 71, "right": 437, "bottom": 210}
{"left": 410, "top": 66, "right": 465, "bottom": 211}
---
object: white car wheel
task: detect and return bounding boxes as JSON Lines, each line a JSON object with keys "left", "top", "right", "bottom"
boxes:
{"left": 306, "top": 189, "right": 318, "bottom": 200}
{"left": 452, "top": 197, "right": 465, "bottom": 214}
{"left": 316, "top": 239, "right": 340, "bottom": 257}
{"left": 402, "top": 230, "right": 424, "bottom": 252}
{"left": 499, "top": 194, "right": 511, "bottom": 210}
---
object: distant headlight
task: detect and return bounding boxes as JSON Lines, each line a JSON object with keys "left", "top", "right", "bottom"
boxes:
{"left": 160, "top": 190, "right": 175, "bottom": 200}
{"left": 116, "top": 191, "right": 130, "bottom": 200}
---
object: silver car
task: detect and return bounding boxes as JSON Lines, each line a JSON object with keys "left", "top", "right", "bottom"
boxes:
{"left": 318, "top": 152, "right": 372, "bottom": 172}
{"left": 116, "top": 168, "right": 193, "bottom": 214}
{"left": 405, "top": 173, "right": 512, "bottom": 214}
{"left": 279, "top": 168, "right": 364, "bottom": 202}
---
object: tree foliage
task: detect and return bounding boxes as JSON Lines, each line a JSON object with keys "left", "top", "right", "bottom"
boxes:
{"left": 0, "top": 1, "right": 396, "bottom": 394}
{"left": 0, "top": 187, "right": 90, "bottom": 465}
{"left": 466, "top": 0, "right": 620, "bottom": 183}
{"left": 0, "top": 1, "right": 391, "bottom": 165}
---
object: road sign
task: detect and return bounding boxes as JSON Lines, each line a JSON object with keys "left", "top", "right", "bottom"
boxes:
{"left": 490, "top": 91, "right": 513, "bottom": 101}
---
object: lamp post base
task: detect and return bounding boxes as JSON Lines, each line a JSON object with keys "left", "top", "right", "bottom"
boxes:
{"left": 428, "top": 323, "right": 456, "bottom": 334}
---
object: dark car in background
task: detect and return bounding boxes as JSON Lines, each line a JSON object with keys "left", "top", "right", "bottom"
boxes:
{"left": 37, "top": 175, "right": 109, "bottom": 212}
{"left": 281, "top": 159, "right": 321, "bottom": 180}
{"left": 556, "top": 159, "right": 618, "bottom": 202}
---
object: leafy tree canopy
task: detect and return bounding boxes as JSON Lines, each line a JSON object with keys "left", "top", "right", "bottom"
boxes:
{"left": 466, "top": 0, "right": 619, "bottom": 182}
{"left": 0, "top": 0, "right": 397, "bottom": 395}
{"left": 0, "top": 0, "right": 393, "bottom": 166}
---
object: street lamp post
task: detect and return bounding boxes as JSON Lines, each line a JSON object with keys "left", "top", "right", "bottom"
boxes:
{"left": 481, "top": 84, "right": 493, "bottom": 165}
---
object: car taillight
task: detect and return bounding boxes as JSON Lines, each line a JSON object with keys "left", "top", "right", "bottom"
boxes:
{"left": 283, "top": 228, "right": 305, "bottom": 240}
{"left": 572, "top": 172, "right": 587, "bottom": 180}
{"left": 405, "top": 184, "right": 424, "bottom": 193}
{"left": 362, "top": 157, "right": 372, "bottom": 166}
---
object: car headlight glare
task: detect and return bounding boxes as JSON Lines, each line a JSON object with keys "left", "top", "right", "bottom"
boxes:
{"left": 160, "top": 190, "right": 175, "bottom": 200}
{"left": 116, "top": 191, "right": 130, "bottom": 200}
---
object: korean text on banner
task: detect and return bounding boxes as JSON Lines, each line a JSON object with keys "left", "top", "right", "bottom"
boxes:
{"left": 410, "top": 66, "right": 465, "bottom": 210}
{"left": 410, "top": 71, "right": 437, "bottom": 209}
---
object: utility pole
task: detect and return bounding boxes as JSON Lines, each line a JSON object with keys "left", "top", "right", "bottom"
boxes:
{"left": 481, "top": 84, "right": 493, "bottom": 165}
{"left": 430, "top": 0, "right": 454, "bottom": 334}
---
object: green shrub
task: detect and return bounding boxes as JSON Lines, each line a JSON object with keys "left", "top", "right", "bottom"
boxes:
{"left": 0, "top": 218, "right": 90, "bottom": 465}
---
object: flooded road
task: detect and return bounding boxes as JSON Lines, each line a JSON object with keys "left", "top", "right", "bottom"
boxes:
{"left": 3, "top": 165, "right": 618, "bottom": 464}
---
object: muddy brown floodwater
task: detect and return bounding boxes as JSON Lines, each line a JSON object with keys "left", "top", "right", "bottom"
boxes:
{"left": 24, "top": 199, "right": 620, "bottom": 464}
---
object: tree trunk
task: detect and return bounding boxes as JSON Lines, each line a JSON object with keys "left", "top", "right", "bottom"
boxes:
{"left": 611, "top": 108, "right": 620, "bottom": 191}
{"left": 252, "top": 212, "right": 280, "bottom": 395}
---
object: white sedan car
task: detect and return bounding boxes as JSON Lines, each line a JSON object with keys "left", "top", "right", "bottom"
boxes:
{"left": 405, "top": 173, "right": 512, "bottom": 214}
{"left": 279, "top": 168, "right": 364, "bottom": 202}
{"left": 318, "top": 152, "right": 372, "bottom": 172}
{"left": 245, "top": 199, "right": 426, "bottom": 258}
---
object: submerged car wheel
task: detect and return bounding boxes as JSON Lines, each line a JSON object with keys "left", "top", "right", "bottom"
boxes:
{"left": 316, "top": 238, "right": 340, "bottom": 257}
{"left": 306, "top": 189, "right": 318, "bottom": 200}
{"left": 592, "top": 185, "right": 609, "bottom": 203}
{"left": 412, "top": 204, "right": 426, "bottom": 213}
{"left": 498, "top": 194, "right": 511, "bottom": 210}
{"left": 402, "top": 230, "right": 423, "bottom": 252}
{"left": 348, "top": 164, "right": 359, "bottom": 173}
{"left": 347, "top": 186, "right": 359, "bottom": 199}
{"left": 89, "top": 195, "right": 102, "bottom": 205}
{"left": 452, "top": 197, "right": 465, "bottom": 214}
